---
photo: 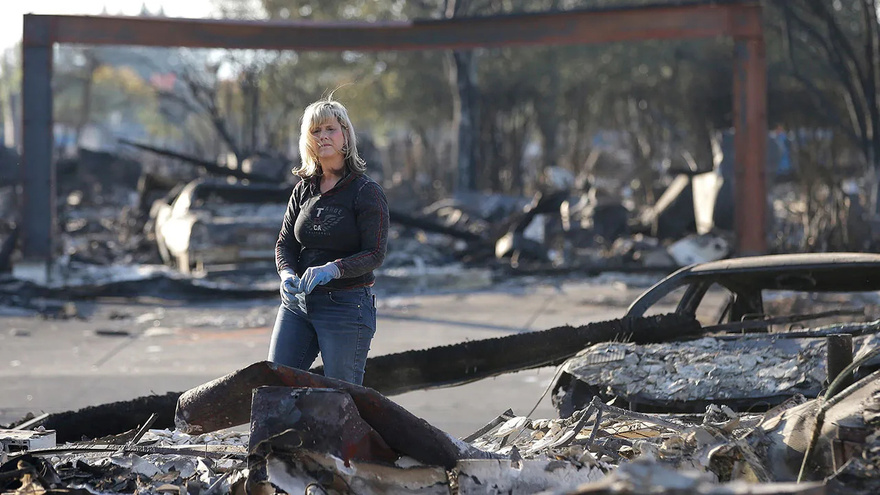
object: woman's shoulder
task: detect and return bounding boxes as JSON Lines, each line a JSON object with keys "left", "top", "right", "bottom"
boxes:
{"left": 293, "top": 176, "right": 317, "bottom": 192}
{"left": 353, "top": 175, "right": 387, "bottom": 210}
{"left": 352, "top": 173, "right": 383, "bottom": 190}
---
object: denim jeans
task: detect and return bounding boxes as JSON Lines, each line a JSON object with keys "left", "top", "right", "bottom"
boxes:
{"left": 268, "top": 285, "right": 376, "bottom": 385}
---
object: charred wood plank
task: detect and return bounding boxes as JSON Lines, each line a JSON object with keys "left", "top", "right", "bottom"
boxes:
{"left": 41, "top": 392, "right": 179, "bottom": 443}
{"left": 312, "top": 313, "right": 702, "bottom": 396}
{"left": 41, "top": 315, "right": 697, "bottom": 444}
{"left": 0, "top": 224, "right": 17, "bottom": 273}
{"left": 119, "top": 139, "right": 279, "bottom": 183}
{"left": 389, "top": 208, "right": 487, "bottom": 242}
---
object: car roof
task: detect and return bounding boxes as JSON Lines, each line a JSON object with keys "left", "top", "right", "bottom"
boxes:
{"left": 626, "top": 252, "right": 880, "bottom": 317}
{"left": 682, "top": 253, "right": 880, "bottom": 292}
{"left": 680, "top": 252, "right": 880, "bottom": 292}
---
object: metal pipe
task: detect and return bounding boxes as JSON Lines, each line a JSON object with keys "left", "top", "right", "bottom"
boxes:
{"left": 732, "top": 30, "right": 768, "bottom": 255}
{"left": 826, "top": 333, "right": 854, "bottom": 391}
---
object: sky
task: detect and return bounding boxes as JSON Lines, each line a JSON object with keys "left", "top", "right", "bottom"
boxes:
{"left": 1, "top": 0, "right": 216, "bottom": 52}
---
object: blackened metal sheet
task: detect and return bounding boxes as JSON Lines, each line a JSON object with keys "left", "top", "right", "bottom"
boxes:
{"left": 175, "top": 362, "right": 500, "bottom": 468}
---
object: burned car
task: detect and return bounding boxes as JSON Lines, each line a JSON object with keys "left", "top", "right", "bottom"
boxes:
{"left": 552, "top": 252, "right": 880, "bottom": 416}
{"left": 151, "top": 178, "right": 293, "bottom": 273}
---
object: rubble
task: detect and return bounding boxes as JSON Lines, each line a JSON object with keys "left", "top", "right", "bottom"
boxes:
{"left": 175, "top": 362, "right": 500, "bottom": 468}
{"left": 8, "top": 374, "right": 877, "bottom": 494}
{"left": 553, "top": 332, "right": 880, "bottom": 414}
{"left": 4, "top": 310, "right": 880, "bottom": 494}
{"left": 1, "top": 428, "right": 249, "bottom": 495}
{"left": 5, "top": 160, "right": 880, "bottom": 494}
{"left": 667, "top": 234, "right": 731, "bottom": 266}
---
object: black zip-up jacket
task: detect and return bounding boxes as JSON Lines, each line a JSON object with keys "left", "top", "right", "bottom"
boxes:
{"left": 275, "top": 172, "right": 389, "bottom": 290}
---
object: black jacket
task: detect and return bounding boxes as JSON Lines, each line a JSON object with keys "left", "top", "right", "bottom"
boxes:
{"left": 275, "top": 172, "right": 389, "bottom": 290}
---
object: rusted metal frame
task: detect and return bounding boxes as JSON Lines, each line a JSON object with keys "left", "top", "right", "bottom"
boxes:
{"left": 20, "top": 15, "right": 55, "bottom": 268}
{"left": 702, "top": 308, "right": 864, "bottom": 334}
{"left": 20, "top": 2, "right": 766, "bottom": 265}
{"left": 732, "top": 7, "right": 768, "bottom": 254}
{"left": 40, "top": 4, "right": 761, "bottom": 51}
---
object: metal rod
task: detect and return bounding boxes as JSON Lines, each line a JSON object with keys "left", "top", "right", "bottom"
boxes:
{"left": 589, "top": 396, "right": 689, "bottom": 432}
{"left": 826, "top": 333, "right": 854, "bottom": 391}
{"left": 462, "top": 409, "right": 515, "bottom": 443}
{"left": 125, "top": 413, "right": 159, "bottom": 448}
{"left": 704, "top": 308, "right": 863, "bottom": 334}
{"left": 11, "top": 413, "right": 50, "bottom": 431}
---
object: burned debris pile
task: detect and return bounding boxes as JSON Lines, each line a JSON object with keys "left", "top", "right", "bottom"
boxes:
{"left": 553, "top": 330, "right": 880, "bottom": 415}
{"left": 0, "top": 145, "right": 735, "bottom": 316}
{"left": 6, "top": 294, "right": 880, "bottom": 493}
{"left": 1, "top": 429, "right": 249, "bottom": 495}
{"left": 4, "top": 365, "right": 880, "bottom": 494}
{"left": 2, "top": 145, "right": 731, "bottom": 293}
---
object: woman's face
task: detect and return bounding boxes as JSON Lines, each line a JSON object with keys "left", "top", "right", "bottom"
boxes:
{"left": 310, "top": 118, "right": 346, "bottom": 167}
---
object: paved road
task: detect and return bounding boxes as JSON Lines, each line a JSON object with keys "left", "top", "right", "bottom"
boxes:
{"left": 0, "top": 275, "right": 666, "bottom": 438}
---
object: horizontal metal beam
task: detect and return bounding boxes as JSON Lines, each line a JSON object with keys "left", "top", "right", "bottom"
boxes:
{"left": 28, "top": 3, "right": 762, "bottom": 52}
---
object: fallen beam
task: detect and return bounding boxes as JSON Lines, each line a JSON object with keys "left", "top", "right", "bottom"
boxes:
{"left": 316, "top": 313, "right": 702, "bottom": 395}
{"left": 119, "top": 139, "right": 280, "bottom": 183}
{"left": 41, "top": 392, "right": 179, "bottom": 443}
{"left": 389, "top": 208, "right": 487, "bottom": 242}
{"left": 19, "top": 315, "right": 697, "bottom": 442}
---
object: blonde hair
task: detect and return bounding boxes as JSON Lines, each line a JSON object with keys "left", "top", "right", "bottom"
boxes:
{"left": 294, "top": 98, "right": 366, "bottom": 178}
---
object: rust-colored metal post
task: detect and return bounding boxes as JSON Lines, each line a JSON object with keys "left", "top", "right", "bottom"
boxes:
{"left": 732, "top": 31, "right": 768, "bottom": 255}
{"left": 19, "top": 15, "right": 56, "bottom": 281}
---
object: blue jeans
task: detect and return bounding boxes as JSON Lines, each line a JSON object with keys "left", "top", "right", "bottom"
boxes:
{"left": 268, "top": 286, "right": 376, "bottom": 385}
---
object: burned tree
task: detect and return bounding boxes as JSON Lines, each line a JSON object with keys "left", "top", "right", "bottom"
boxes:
{"left": 770, "top": 0, "right": 880, "bottom": 212}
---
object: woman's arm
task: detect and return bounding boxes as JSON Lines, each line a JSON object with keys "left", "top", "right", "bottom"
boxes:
{"left": 275, "top": 183, "right": 303, "bottom": 275}
{"left": 334, "top": 180, "right": 389, "bottom": 278}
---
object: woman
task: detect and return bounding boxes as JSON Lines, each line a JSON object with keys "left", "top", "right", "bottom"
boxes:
{"left": 269, "top": 97, "right": 389, "bottom": 386}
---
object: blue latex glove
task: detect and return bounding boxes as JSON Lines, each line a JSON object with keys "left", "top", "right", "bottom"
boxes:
{"left": 279, "top": 269, "right": 301, "bottom": 297}
{"left": 299, "top": 262, "right": 341, "bottom": 294}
